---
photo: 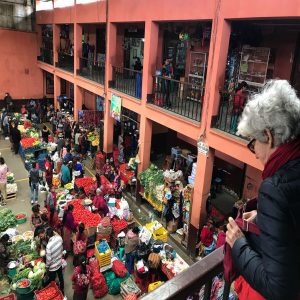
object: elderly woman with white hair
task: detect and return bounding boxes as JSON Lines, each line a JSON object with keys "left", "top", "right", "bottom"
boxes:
{"left": 226, "top": 80, "right": 300, "bottom": 300}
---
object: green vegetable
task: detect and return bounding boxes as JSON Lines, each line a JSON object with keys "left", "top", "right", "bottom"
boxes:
{"left": 13, "top": 268, "right": 31, "bottom": 283}
{"left": 0, "top": 209, "right": 16, "bottom": 231}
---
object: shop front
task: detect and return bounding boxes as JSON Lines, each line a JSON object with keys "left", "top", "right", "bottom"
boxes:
{"left": 214, "top": 19, "right": 300, "bottom": 135}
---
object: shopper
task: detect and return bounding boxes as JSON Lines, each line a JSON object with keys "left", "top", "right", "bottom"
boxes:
{"left": 0, "top": 157, "right": 8, "bottom": 205}
{"left": 44, "top": 156, "right": 53, "bottom": 188}
{"left": 113, "top": 168, "right": 122, "bottom": 197}
{"left": 45, "top": 227, "right": 64, "bottom": 294}
{"left": 42, "top": 125, "right": 50, "bottom": 143}
{"left": 4, "top": 93, "right": 12, "bottom": 112}
{"left": 71, "top": 256, "right": 91, "bottom": 300}
{"left": 34, "top": 225, "right": 47, "bottom": 257}
{"left": 226, "top": 80, "right": 300, "bottom": 300}
{"left": 45, "top": 186, "right": 57, "bottom": 212}
{"left": 73, "top": 223, "right": 87, "bottom": 267}
{"left": 60, "top": 161, "right": 71, "bottom": 186}
{"left": 230, "top": 81, "right": 248, "bottom": 133}
{"left": 125, "top": 227, "right": 140, "bottom": 274}
{"left": 133, "top": 57, "right": 143, "bottom": 98}
{"left": 93, "top": 188, "right": 108, "bottom": 217}
{"left": 29, "top": 162, "right": 40, "bottom": 204}
{"left": 62, "top": 204, "right": 77, "bottom": 253}
{"left": 2, "top": 113, "right": 9, "bottom": 139}
{"left": 10, "top": 122, "right": 21, "bottom": 154}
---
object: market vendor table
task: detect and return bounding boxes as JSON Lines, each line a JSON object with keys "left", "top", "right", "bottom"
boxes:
{"left": 119, "top": 163, "right": 134, "bottom": 185}
{"left": 161, "top": 252, "right": 189, "bottom": 279}
{"left": 139, "top": 192, "right": 163, "bottom": 212}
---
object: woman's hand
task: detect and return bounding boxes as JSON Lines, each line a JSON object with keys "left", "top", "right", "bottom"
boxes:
{"left": 226, "top": 217, "right": 244, "bottom": 248}
{"left": 243, "top": 210, "right": 257, "bottom": 222}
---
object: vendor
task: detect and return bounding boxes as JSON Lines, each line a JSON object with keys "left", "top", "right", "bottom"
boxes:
{"left": 125, "top": 226, "right": 140, "bottom": 274}
{"left": 196, "top": 218, "right": 216, "bottom": 257}
{"left": 44, "top": 156, "right": 53, "bottom": 188}
{"left": 93, "top": 188, "right": 108, "bottom": 217}
{"left": 77, "top": 187, "right": 86, "bottom": 199}
{"left": 0, "top": 234, "right": 10, "bottom": 275}
{"left": 33, "top": 226, "right": 47, "bottom": 258}
{"left": 62, "top": 204, "right": 77, "bottom": 253}
{"left": 42, "top": 125, "right": 50, "bottom": 143}
{"left": 163, "top": 191, "right": 176, "bottom": 232}
{"left": 73, "top": 223, "right": 87, "bottom": 267}
{"left": 49, "top": 207, "right": 62, "bottom": 235}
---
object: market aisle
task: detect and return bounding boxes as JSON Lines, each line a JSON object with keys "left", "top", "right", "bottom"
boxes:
{"left": 0, "top": 138, "right": 122, "bottom": 300}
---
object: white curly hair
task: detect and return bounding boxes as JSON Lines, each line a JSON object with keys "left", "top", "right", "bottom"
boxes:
{"left": 237, "top": 80, "right": 300, "bottom": 146}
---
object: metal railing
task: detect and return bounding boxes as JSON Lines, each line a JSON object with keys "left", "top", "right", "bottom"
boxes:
{"left": 149, "top": 76, "right": 203, "bottom": 122}
{"left": 57, "top": 51, "right": 74, "bottom": 73}
{"left": 142, "top": 247, "right": 230, "bottom": 300}
{"left": 78, "top": 57, "right": 105, "bottom": 85}
{"left": 213, "top": 91, "right": 248, "bottom": 138}
{"left": 111, "top": 66, "right": 142, "bottom": 99}
{"left": 38, "top": 48, "right": 53, "bottom": 65}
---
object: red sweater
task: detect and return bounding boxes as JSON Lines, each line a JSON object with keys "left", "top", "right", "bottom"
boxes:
{"left": 201, "top": 226, "right": 213, "bottom": 247}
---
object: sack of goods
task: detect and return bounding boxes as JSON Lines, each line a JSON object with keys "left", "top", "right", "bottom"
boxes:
{"left": 112, "top": 260, "right": 127, "bottom": 278}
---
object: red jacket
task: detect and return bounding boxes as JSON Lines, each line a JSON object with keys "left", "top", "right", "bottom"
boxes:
{"left": 200, "top": 226, "right": 213, "bottom": 247}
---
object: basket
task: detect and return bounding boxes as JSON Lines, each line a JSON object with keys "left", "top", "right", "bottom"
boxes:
{"left": 0, "top": 294, "right": 16, "bottom": 300}
{"left": 148, "top": 281, "right": 164, "bottom": 292}
{"left": 95, "top": 240, "right": 111, "bottom": 267}
{"left": 15, "top": 212, "right": 27, "bottom": 224}
{"left": 16, "top": 279, "right": 31, "bottom": 294}
{"left": 145, "top": 222, "right": 168, "bottom": 243}
{"left": 34, "top": 282, "right": 63, "bottom": 300}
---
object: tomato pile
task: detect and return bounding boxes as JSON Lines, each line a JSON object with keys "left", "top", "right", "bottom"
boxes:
{"left": 20, "top": 137, "right": 39, "bottom": 149}
{"left": 111, "top": 218, "right": 128, "bottom": 232}
{"left": 15, "top": 213, "right": 26, "bottom": 219}
{"left": 36, "top": 286, "right": 58, "bottom": 300}
{"left": 68, "top": 199, "right": 102, "bottom": 228}
{"left": 18, "top": 279, "right": 30, "bottom": 288}
{"left": 75, "top": 177, "right": 95, "bottom": 194}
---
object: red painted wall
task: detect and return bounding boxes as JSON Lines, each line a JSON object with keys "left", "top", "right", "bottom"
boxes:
{"left": 0, "top": 29, "right": 43, "bottom": 100}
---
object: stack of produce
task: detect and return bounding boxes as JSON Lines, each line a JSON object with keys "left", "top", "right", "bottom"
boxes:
{"left": 139, "top": 164, "right": 164, "bottom": 205}
{"left": 87, "top": 132, "right": 100, "bottom": 147}
{"left": 0, "top": 208, "right": 16, "bottom": 231}
{"left": 89, "top": 257, "right": 108, "bottom": 298}
{"left": 8, "top": 239, "right": 39, "bottom": 261}
{"left": 7, "top": 172, "right": 15, "bottom": 184}
{"left": 67, "top": 199, "right": 102, "bottom": 229}
{"left": 34, "top": 282, "right": 64, "bottom": 300}
{"left": 75, "top": 177, "right": 95, "bottom": 194}
{"left": 25, "top": 127, "right": 39, "bottom": 138}
{"left": 110, "top": 218, "right": 128, "bottom": 248}
{"left": 20, "top": 137, "right": 40, "bottom": 149}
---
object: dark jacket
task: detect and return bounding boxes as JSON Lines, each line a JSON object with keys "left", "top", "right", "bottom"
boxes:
{"left": 11, "top": 127, "right": 21, "bottom": 143}
{"left": 232, "top": 158, "right": 300, "bottom": 300}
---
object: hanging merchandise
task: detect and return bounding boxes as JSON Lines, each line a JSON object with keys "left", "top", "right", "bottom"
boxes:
{"left": 78, "top": 110, "right": 103, "bottom": 129}
{"left": 111, "top": 94, "right": 122, "bottom": 122}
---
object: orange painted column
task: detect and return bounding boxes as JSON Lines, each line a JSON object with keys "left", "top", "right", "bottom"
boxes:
{"left": 53, "top": 75, "right": 61, "bottom": 110}
{"left": 138, "top": 117, "right": 152, "bottom": 172}
{"left": 74, "top": 23, "right": 82, "bottom": 74}
{"left": 187, "top": 148, "right": 215, "bottom": 256}
{"left": 53, "top": 24, "right": 60, "bottom": 66}
{"left": 74, "top": 84, "right": 83, "bottom": 121}
{"left": 103, "top": 22, "right": 118, "bottom": 155}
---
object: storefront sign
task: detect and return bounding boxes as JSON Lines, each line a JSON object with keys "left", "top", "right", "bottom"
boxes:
{"left": 197, "top": 140, "right": 209, "bottom": 156}
{"left": 111, "top": 94, "right": 122, "bottom": 122}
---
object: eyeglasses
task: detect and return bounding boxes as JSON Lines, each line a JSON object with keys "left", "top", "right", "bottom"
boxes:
{"left": 247, "top": 138, "right": 256, "bottom": 154}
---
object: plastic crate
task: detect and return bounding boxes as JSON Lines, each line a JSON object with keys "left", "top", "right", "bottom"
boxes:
{"left": 145, "top": 222, "right": 168, "bottom": 242}
{"left": 34, "top": 281, "right": 63, "bottom": 300}
{"left": 0, "top": 294, "right": 16, "bottom": 300}
{"left": 95, "top": 240, "right": 111, "bottom": 267}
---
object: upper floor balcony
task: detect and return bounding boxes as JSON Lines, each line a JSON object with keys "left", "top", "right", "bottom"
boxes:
{"left": 38, "top": 48, "right": 53, "bottom": 65}
{"left": 148, "top": 75, "right": 203, "bottom": 122}
{"left": 56, "top": 51, "right": 74, "bottom": 73}
{"left": 77, "top": 57, "right": 105, "bottom": 85}
{"left": 110, "top": 66, "right": 142, "bottom": 100}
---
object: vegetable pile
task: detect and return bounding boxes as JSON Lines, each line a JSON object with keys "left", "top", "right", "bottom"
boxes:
{"left": 111, "top": 218, "right": 128, "bottom": 233}
{"left": 75, "top": 177, "right": 95, "bottom": 194}
{"left": 68, "top": 199, "right": 102, "bottom": 228}
{"left": 17, "top": 279, "right": 30, "bottom": 288}
{"left": 8, "top": 239, "right": 38, "bottom": 259}
{"left": 20, "top": 137, "right": 40, "bottom": 149}
{"left": 0, "top": 208, "right": 16, "bottom": 231}
{"left": 15, "top": 213, "right": 26, "bottom": 219}
{"left": 35, "top": 282, "right": 62, "bottom": 300}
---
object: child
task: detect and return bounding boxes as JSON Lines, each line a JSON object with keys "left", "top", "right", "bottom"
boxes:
{"left": 31, "top": 204, "right": 42, "bottom": 229}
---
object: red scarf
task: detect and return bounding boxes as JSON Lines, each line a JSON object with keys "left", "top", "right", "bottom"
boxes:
{"left": 262, "top": 139, "right": 300, "bottom": 180}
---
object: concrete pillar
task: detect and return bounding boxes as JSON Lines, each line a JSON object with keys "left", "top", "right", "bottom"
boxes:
{"left": 138, "top": 116, "right": 152, "bottom": 172}
{"left": 187, "top": 147, "right": 215, "bottom": 257}
{"left": 203, "top": 19, "right": 231, "bottom": 127}
{"left": 103, "top": 22, "right": 118, "bottom": 156}
{"left": 74, "top": 23, "right": 82, "bottom": 74}
{"left": 74, "top": 84, "right": 83, "bottom": 121}
{"left": 142, "top": 21, "right": 159, "bottom": 102}
{"left": 53, "top": 24, "right": 60, "bottom": 67}
{"left": 53, "top": 75, "right": 61, "bottom": 111}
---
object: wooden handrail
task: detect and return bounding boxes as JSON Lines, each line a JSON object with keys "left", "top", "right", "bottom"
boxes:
{"left": 141, "top": 246, "right": 226, "bottom": 300}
